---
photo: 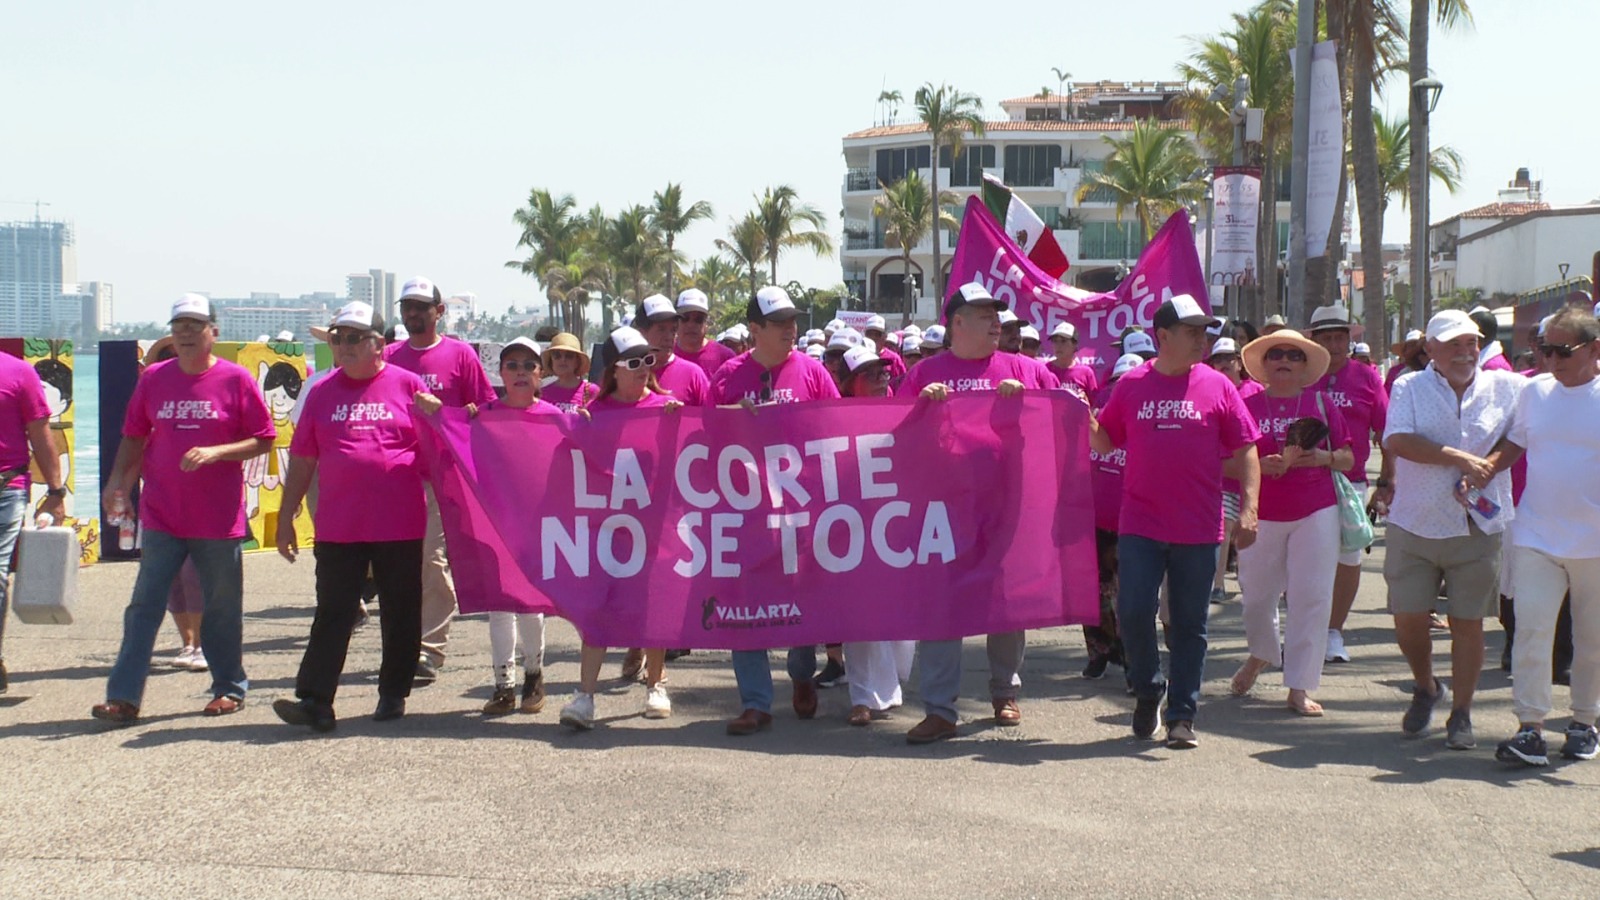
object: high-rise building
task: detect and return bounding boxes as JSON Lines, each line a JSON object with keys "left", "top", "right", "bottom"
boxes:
{"left": 0, "top": 219, "right": 78, "bottom": 335}
{"left": 346, "top": 272, "right": 375, "bottom": 308}
{"left": 347, "top": 269, "right": 396, "bottom": 323}
{"left": 65, "top": 281, "right": 113, "bottom": 336}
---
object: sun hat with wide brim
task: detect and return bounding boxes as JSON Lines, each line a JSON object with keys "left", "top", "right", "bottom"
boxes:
{"left": 1241, "top": 329, "right": 1331, "bottom": 388}
{"left": 540, "top": 332, "right": 591, "bottom": 373}
{"left": 142, "top": 336, "right": 177, "bottom": 366}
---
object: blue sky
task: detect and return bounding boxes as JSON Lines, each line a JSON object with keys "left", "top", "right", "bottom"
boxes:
{"left": 5, "top": 1, "right": 1593, "bottom": 323}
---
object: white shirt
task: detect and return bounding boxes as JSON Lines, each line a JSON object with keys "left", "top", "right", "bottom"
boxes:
{"left": 1509, "top": 373, "right": 1600, "bottom": 558}
{"left": 1384, "top": 364, "right": 1521, "bottom": 538}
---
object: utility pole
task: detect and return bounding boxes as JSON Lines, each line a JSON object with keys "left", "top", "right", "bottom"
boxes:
{"left": 1409, "top": 0, "right": 1431, "bottom": 331}
{"left": 1286, "top": 0, "right": 1315, "bottom": 329}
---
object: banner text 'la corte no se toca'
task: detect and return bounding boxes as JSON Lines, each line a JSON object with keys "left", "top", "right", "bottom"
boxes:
{"left": 421, "top": 394, "right": 1099, "bottom": 650}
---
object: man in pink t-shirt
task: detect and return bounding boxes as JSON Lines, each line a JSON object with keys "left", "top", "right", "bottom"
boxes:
{"left": 898, "top": 282, "right": 1058, "bottom": 745}
{"left": 384, "top": 276, "right": 497, "bottom": 682}
{"left": 861, "top": 314, "right": 908, "bottom": 380}
{"left": 635, "top": 293, "right": 711, "bottom": 406}
{"left": 0, "top": 348, "right": 65, "bottom": 695}
{"left": 1045, "top": 321, "right": 1100, "bottom": 399}
{"left": 673, "top": 288, "right": 736, "bottom": 379}
{"left": 273, "top": 301, "right": 429, "bottom": 732}
{"left": 1092, "top": 293, "right": 1261, "bottom": 749}
{"left": 712, "top": 286, "right": 841, "bottom": 737}
{"left": 93, "top": 295, "right": 276, "bottom": 724}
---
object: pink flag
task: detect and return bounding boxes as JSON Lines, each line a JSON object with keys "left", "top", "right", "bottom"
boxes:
{"left": 948, "top": 196, "right": 1210, "bottom": 378}
{"left": 421, "top": 395, "right": 1099, "bottom": 649}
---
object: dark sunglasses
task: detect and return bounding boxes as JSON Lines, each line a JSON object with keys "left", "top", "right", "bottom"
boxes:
{"left": 330, "top": 330, "right": 373, "bottom": 346}
{"left": 1264, "top": 347, "right": 1307, "bottom": 363}
{"left": 615, "top": 353, "right": 658, "bottom": 371}
{"left": 170, "top": 319, "right": 210, "bottom": 334}
{"left": 759, "top": 369, "right": 774, "bottom": 403}
{"left": 501, "top": 359, "right": 540, "bottom": 372}
{"left": 1538, "top": 340, "right": 1593, "bottom": 359}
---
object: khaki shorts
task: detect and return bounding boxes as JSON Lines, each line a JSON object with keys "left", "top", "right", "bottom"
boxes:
{"left": 1384, "top": 521, "right": 1501, "bottom": 619}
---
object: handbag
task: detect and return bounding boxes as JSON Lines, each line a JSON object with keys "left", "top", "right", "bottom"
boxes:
{"left": 1313, "top": 393, "right": 1375, "bottom": 553}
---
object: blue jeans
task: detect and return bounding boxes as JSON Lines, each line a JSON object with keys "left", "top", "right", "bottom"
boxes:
{"left": 1116, "top": 534, "right": 1217, "bottom": 724}
{"left": 918, "top": 632, "right": 1026, "bottom": 723}
{"left": 731, "top": 646, "right": 818, "bottom": 713}
{"left": 105, "top": 528, "right": 247, "bottom": 706}
{"left": 0, "top": 486, "right": 29, "bottom": 653}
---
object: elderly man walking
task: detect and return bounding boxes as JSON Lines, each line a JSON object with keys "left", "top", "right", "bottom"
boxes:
{"left": 1382, "top": 309, "right": 1524, "bottom": 750}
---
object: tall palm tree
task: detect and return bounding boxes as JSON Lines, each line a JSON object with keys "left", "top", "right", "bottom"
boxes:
{"left": 753, "top": 185, "right": 833, "bottom": 287}
{"left": 872, "top": 171, "right": 958, "bottom": 326}
{"left": 877, "top": 89, "right": 903, "bottom": 126}
{"left": 649, "top": 183, "right": 714, "bottom": 300}
{"left": 692, "top": 256, "right": 744, "bottom": 309}
{"left": 1373, "top": 112, "right": 1463, "bottom": 214}
{"left": 505, "top": 189, "right": 581, "bottom": 281}
{"left": 1077, "top": 120, "right": 1206, "bottom": 240}
{"left": 599, "top": 205, "right": 664, "bottom": 305}
{"left": 915, "top": 83, "right": 985, "bottom": 303}
{"left": 542, "top": 252, "right": 608, "bottom": 338}
{"left": 715, "top": 212, "right": 768, "bottom": 299}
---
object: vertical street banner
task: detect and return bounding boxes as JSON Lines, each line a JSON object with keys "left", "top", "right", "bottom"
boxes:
{"left": 1211, "top": 166, "right": 1261, "bottom": 289}
{"left": 1305, "top": 40, "right": 1342, "bottom": 258}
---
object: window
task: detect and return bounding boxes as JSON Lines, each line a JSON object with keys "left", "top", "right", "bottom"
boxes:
{"left": 939, "top": 144, "right": 995, "bottom": 187}
{"left": 1035, "top": 205, "right": 1063, "bottom": 229}
{"left": 1079, "top": 221, "right": 1147, "bottom": 260}
{"left": 1003, "top": 144, "right": 1062, "bottom": 187}
{"left": 875, "top": 146, "right": 931, "bottom": 187}
{"left": 1024, "top": 106, "right": 1063, "bottom": 121}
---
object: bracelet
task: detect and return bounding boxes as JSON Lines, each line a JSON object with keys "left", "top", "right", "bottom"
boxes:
{"left": 1374, "top": 478, "right": 1391, "bottom": 488}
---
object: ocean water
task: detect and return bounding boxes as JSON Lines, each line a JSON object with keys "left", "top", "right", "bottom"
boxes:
{"left": 74, "top": 353, "right": 99, "bottom": 502}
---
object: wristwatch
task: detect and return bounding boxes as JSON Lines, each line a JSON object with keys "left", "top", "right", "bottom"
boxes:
{"left": 1374, "top": 478, "right": 1391, "bottom": 489}
{"left": 45, "top": 486, "right": 67, "bottom": 499}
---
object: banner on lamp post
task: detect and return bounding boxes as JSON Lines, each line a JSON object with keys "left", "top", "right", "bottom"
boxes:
{"left": 1211, "top": 166, "right": 1261, "bottom": 289}
{"left": 1304, "top": 40, "right": 1342, "bottom": 258}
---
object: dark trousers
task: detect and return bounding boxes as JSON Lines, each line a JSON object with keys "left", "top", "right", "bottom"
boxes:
{"left": 295, "top": 539, "right": 424, "bottom": 707}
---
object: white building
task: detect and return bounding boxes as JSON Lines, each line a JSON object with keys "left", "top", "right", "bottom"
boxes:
{"left": 207, "top": 292, "right": 340, "bottom": 342}
{"left": 0, "top": 219, "right": 78, "bottom": 336}
{"left": 62, "top": 280, "right": 113, "bottom": 336}
{"left": 840, "top": 82, "right": 1291, "bottom": 319}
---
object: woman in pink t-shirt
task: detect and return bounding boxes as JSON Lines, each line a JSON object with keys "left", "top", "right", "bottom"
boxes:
{"left": 558, "top": 328, "right": 682, "bottom": 730}
{"left": 1230, "top": 330, "right": 1354, "bottom": 716}
{"left": 538, "top": 332, "right": 600, "bottom": 413}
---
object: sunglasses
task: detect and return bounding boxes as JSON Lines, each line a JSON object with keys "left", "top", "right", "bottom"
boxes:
{"left": 615, "top": 353, "right": 658, "bottom": 371}
{"left": 857, "top": 366, "right": 891, "bottom": 381}
{"left": 170, "top": 319, "right": 210, "bottom": 334}
{"left": 501, "top": 359, "right": 540, "bottom": 372}
{"left": 1538, "top": 340, "right": 1593, "bottom": 359}
{"left": 759, "top": 369, "right": 774, "bottom": 403}
{"left": 330, "top": 330, "right": 374, "bottom": 346}
{"left": 1264, "top": 347, "right": 1308, "bottom": 363}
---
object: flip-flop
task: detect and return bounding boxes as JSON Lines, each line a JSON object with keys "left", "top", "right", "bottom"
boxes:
{"left": 1230, "top": 663, "right": 1264, "bottom": 697}
{"left": 1287, "top": 696, "right": 1325, "bottom": 717}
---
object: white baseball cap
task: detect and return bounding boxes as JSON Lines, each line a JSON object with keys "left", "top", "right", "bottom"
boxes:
{"left": 903, "top": 324, "right": 923, "bottom": 337}
{"left": 1122, "top": 330, "right": 1157, "bottom": 357}
{"left": 885, "top": 331, "right": 901, "bottom": 347}
{"left": 827, "top": 327, "right": 866, "bottom": 351}
{"left": 825, "top": 317, "right": 846, "bottom": 332}
{"left": 997, "top": 308, "right": 1020, "bottom": 326}
{"left": 635, "top": 293, "right": 679, "bottom": 323}
{"left": 1112, "top": 352, "right": 1145, "bottom": 378}
{"left": 922, "top": 324, "right": 947, "bottom": 346}
{"left": 864, "top": 314, "right": 887, "bottom": 333}
{"left": 500, "top": 336, "right": 543, "bottom": 360}
{"left": 1207, "top": 315, "right": 1230, "bottom": 337}
{"left": 843, "top": 344, "right": 889, "bottom": 374}
{"left": 1426, "top": 309, "right": 1480, "bottom": 344}
{"left": 400, "top": 276, "right": 440, "bottom": 303}
{"left": 901, "top": 335, "right": 923, "bottom": 355}
{"left": 1155, "top": 293, "right": 1220, "bottom": 329}
{"left": 1210, "top": 337, "right": 1240, "bottom": 357}
{"left": 1050, "top": 321, "right": 1078, "bottom": 340}
{"left": 169, "top": 293, "right": 214, "bottom": 324}
{"left": 676, "top": 288, "right": 710, "bottom": 313}
{"left": 805, "top": 343, "right": 825, "bottom": 359}
{"left": 748, "top": 286, "right": 800, "bottom": 322}
{"left": 329, "top": 301, "right": 382, "bottom": 333}
{"left": 601, "top": 326, "right": 652, "bottom": 367}
{"left": 1019, "top": 324, "right": 1041, "bottom": 343}
{"left": 804, "top": 328, "right": 826, "bottom": 345}
{"left": 1352, "top": 342, "right": 1371, "bottom": 355}
{"left": 274, "top": 329, "right": 295, "bottom": 342}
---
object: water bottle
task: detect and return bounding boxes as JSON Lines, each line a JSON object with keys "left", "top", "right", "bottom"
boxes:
{"left": 1459, "top": 480, "right": 1501, "bottom": 519}
{"left": 112, "top": 492, "right": 136, "bottom": 551}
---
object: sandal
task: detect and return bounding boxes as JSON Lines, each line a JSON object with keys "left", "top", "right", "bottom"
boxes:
{"left": 91, "top": 700, "right": 139, "bottom": 724}
{"left": 1230, "top": 659, "right": 1268, "bottom": 697}
{"left": 1287, "top": 691, "right": 1324, "bottom": 717}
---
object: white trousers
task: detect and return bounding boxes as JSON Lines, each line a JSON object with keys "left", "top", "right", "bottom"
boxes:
{"left": 843, "top": 640, "right": 916, "bottom": 711}
{"left": 1238, "top": 505, "right": 1340, "bottom": 691}
{"left": 488, "top": 612, "right": 546, "bottom": 686}
{"left": 1509, "top": 546, "right": 1600, "bottom": 725}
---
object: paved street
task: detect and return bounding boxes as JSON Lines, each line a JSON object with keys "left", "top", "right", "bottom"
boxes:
{"left": 2, "top": 538, "right": 1597, "bottom": 900}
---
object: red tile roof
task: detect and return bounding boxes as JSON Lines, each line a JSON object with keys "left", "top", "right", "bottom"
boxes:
{"left": 844, "top": 119, "right": 1189, "bottom": 140}
{"left": 1456, "top": 201, "right": 1550, "bottom": 219}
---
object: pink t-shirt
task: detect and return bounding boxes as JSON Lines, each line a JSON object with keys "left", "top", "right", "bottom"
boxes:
{"left": 654, "top": 355, "right": 711, "bottom": 407}
{"left": 1244, "top": 389, "right": 1351, "bottom": 522}
{"left": 481, "top": 397, "right": 568, "bottom": 420}
{"left": 541, "top": 380, "right": 599, "bottom": 414}
{"left": 879, "top": 346, "right": 908, "bottom": 379}
{"left": 711, "top": 351, "right": 841, "bottom": 405}
{"left": 1098, "top": 363, "right": 1259, "bottom": 543}
{"left": 675, "top": 340, "right": 736, "bottom": 380}
{"left": 123, "top": 358, "right": 276, "bottom": 540}
{"left": 290, "top": 364, "right": 428, "bottom": 543}
{"left": 1308, "top": 360, "right": 1387, "bottom": 484}
{"left": 1222, "top": 379, "right": 1263, "bottom": 495}
{"left": 587, "top": 391, "right": 672, "bottom": 413}
{"left": 0, "top": 354, "right": 50, "bottom": 491}
{"left": 1089, "top": 391, "right": 1126, "bottom": 533}
{"left": 1048, "top": 360, "right": 1100, "bottom": 399}
{"left": 899, "top": 350, "right": 1060, "bottom": 395}
{"left": 385, "top": 337, "right": 497, "bottom": 409}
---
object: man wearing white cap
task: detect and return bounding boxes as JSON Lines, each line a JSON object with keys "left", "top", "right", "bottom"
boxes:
{"left": 1306, "top": 304, "right": 1392, "bottom": 664}
{"left": 672, "top": 288, "right": 736, "bottom": 379}
{"left": 861, "top": 314, "right": 907, "bottom": 379}
{"left": 1018, "top": 324, "right": 1042, "bottom": 358}
{"left": 920, "top": 324, "right": 947, "bottom": 360}
{"left": 633, "top": 293, "right": 710, "bottom": 407}
{"left": 1046, "top": 321, "right": 1099, "bottom": 398}
{"left": 92, "top": 295, "right": 276, "bottom": 724}
{"left": 1091, "top": 293, "right": 1261, "bottom": 749}
{"left": 273, "top": 302, "right": 430, "bottom": 731}
{"left": 384, "top": 276, "right": 497, "bottom": 683}
{"left": 711, "top": 286, "right": 841, "bottom": 736}
{"left": 898, "top": 281, "right": 1059, "bottom": 744}
{"left": 1382, "top": 309, "right": 1524, "bottom": 749}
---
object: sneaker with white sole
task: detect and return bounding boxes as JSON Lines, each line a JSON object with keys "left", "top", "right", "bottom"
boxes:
{"left": 643, "top": 683, "right": 672, "bottom": 719}
{"left": 169, "top": 646, "right": 196, "bottom": 669}
{"left": 1325, "top": 629, "right": 1351, "bottom": 663}
{"left": 1561, "top": 722, "right": 1599, "bottom": 761}
{"left": 186, "top": 647, "right": 209, "bottom": 672}
{"left": 1495, "top": 728, "right": 1549, "bottom": 766}
{"left": 559, "top": 692, "right": 596, "bottom": 730}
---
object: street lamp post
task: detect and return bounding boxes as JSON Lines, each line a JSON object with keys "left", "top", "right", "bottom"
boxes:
{"left": 1410, "top": 76, "right": 1443, "bottom": 330}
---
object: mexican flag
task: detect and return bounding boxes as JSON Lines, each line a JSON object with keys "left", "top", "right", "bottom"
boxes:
{"left": 980, "top": 174, "right": 1071, "bottom": 279}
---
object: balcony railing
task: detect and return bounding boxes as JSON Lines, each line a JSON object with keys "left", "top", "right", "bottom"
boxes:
{"left": 845, "top": 168, "right": 876, "bottom": 192}
{"left": 1079, "top": 230, "right": 1147, "bottom": 261}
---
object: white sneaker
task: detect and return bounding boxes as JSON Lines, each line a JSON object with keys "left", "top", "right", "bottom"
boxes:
{"left": 170, "top": 646, "right": 196, "bottom": 669}
{"left": 559, "top": 692, "right": 596, "bottom": 730}
{"left": 1325, "top": 629, "right": 1350, "bottom": 663}
{"left": 644, "top": 683, "right": 672, "bottom": 719}
{"left": 186, "top": 646, "right": 209, "bottom": 672}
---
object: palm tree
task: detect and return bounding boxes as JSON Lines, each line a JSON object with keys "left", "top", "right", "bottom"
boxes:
{"left": 599, "top": 205, "right": 664, "bottom": 305}
{"left": 692, "top": 255, "right": 745, "bottom": 309}
{"left": 1077, "top": 120, "right": 1206, "bottom": 240}
{"left": 915, "top": 83, "right": 985, "bottom": 303}
{"left": 542, "top": 252, "right": 608, "bottom": 338}
{"left": 715, "top": 212, "right": 767, "bottom": 299}
{"left": 1373, "top": 112, "right": 1463, "bottom": 213}
{"left": 649, "top": 183, "right": 714, "bottom": 300}
{"left": 753, "top": 185, "right": 833, "bottom": 287}
{"left": 877, "top": 89, "right": 903, "bottom": 126}
{"left": 505, "top": 189, "right": 581, "bottom": 281}
{"left": 872, "top": 171, "right": 958, "bottom": 326}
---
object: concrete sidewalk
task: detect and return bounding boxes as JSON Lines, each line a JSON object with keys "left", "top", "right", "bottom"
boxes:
{"left": 0, "top": 539, "right": 1596, "bottom": 899}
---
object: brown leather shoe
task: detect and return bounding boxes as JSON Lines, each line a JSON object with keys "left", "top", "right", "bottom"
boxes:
{"left": 847, "top": 705, "right": 873, "bottom": 726}
{"left": 91, "top": 699, "right": 139, "bottom": 724}
{"left": 993, "top": 698, "right": 1022, "bottom": 726}
{"left": 792, "top": 679, "right": 819, "bottom": 719}
{"left": 620, "top": 648, "right": 645, "bottom": 682}
{"left": 725, "top": 708, "right": 773, "bottom": 736}
{"left": 906, "top": 714, "right": 958, "bottom": 744}
{"left": 202, "top": 695, "right": 242, "bottom": 717}
{"left": 520, "top": 671, "right": 546, "bottom": 714}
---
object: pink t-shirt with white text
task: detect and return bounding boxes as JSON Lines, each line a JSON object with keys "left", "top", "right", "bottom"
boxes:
{"left": 587, "top": 391, "right": 672, "bottom": 413}
{"left": 1098, "top": 363, "right": 1259, "bottom": 543}
{"left": 710, "top": 351, "right": 841, "bottom": 405}
{"left": 541, "top": 380, "right": 599, "bottom": 414}
{"left": 1244, "top": 389, "right": 1351, "bottom": 522}
{"left": 654, "top": 355, "right": 711, "bottom": 407}
{"left": 675, "top": 340, "right": 736, "bottom": 381}
{"left": 899, "top": 350, "right": 1060, "bottom": 395}
{"left": 0, "top": 354, "right": 50, "bottom": 491}
{"left": 290, "top": 365, "right": 428, "bottom": 543}
{"left": 1308, "top": 361, "right": 1386, "bottom": 484}
{"left": 123, "top": 358, "right": 276, "bottom": 539}
{"left": 385, "top": 337, "right": 497, "bottom": 408}
{"left": 1048, "top": 360, "right": 1100, "bottom": 399}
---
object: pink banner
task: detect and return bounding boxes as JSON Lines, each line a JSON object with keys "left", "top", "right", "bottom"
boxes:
{"left": 948, "top": 196, "right": 1210, "bottom": 378}
{"left": 422, "top": 395, "right": 1099, "bottom": 650}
